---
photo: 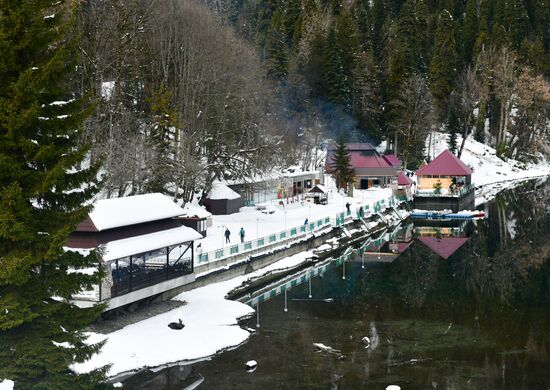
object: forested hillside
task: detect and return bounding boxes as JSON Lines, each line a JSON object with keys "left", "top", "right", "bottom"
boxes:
{"left": 207, "top": 0, "right": 550, "bottom": 167}
{"left": 75, "top": 0, "right": 550, "bottom": 198}
{"left": 76, "top": 0, "right": 305, "bottom": 201}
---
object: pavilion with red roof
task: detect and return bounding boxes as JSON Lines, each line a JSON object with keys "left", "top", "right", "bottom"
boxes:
{"left": 413, "top": 149, "right": 475, "bottom": 212}
{"left": 325, "top": 143, "right": 397, "bottom": 189}
{"left": 416, "top": 149, "right": 472, "bottom": 193}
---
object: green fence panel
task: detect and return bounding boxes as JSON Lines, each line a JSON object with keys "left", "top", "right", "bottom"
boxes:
{"left": 244, "top": 242, "right": 252, "bottom": 250}
{"left": 291, "top": 228, "right": 297, "bottom": 236}
{"left": 257, "top": 238, "right": 264, "bottom": 246}
{"left": 309, "top": 223, "right": 315, "bottom": 231}
{"left": 280, "top": 231, "right": 287, "bottom": 239}
{"left": 215, "top": 249, "right": 224, "bottom": 259}
{"left": 317, "top": 220, "right": 323, "bottom": 227}
{"left": 300, "top": 225, "right": 306, "bottom": 233}
{"left": 325, "top": 217, "right": 330, "bottom": 224}
{"left": 230, "top": 245, "right": 239, "bottom": 254}
{"left": 269, "top": 234, "right": 276, "bottom": 243}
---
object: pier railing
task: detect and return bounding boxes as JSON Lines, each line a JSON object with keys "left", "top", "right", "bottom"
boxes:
{"left": 414, "top": 184, "right": 474, "bottom": 198}
{"left": 335, "top": 195, "right": 400, "bottom": 226}
{"left": 198, "top": 194, "right": 406, "bottom": 267}
{"left": 197, "top": 216, "right": 332, "bottom": 265}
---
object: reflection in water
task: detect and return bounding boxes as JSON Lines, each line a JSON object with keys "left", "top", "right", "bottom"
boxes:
{"left": 124, "top": 179, "right": 550, "bottom": 390}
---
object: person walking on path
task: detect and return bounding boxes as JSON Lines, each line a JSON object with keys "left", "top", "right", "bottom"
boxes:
{"left": 239, "top": 227, "right": 245, "bottom": 243}
{"left": 304, "top": 218, "right": 308, "bottom": 225}
{"left": 196, "top": 243, "right": 203, "bottom": 262}
{"left": 224, "top": 228, "right": 231, "bottom": 243}
{"left": 345, "top": 202, "right": 351, "bottom": 214}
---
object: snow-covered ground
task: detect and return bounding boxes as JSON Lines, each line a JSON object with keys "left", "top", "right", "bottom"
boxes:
{"left": 196, "top": 182, "right": 393, "bottom": 255}
{"left": 73, "top": 251, "right": 315, "bottom": 377}
{"left": 428, "top": 132, "right": 550, "bottom": 205}
{"left": 0, "top": 380, "right": 13, "bottom": 390}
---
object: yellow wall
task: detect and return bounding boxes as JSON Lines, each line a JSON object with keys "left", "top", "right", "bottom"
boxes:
{"left": 418, "top": 176, "right": 453, "bottom": 190}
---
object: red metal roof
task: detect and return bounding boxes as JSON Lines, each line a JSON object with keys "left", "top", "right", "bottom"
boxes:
{"left": 416, "top": 149, "right": 472, "bottom": 176}
{"left": 418, "top": 236, "right": 469, "bottom": 259}
{"left": 397, "top": 171, "right": 413, "bottom": 186}
{"left": 383, "top": 154, "right": 402, "bottom": 168}
{"left": 325, "top": 143, "right": 398, "bottom": 176}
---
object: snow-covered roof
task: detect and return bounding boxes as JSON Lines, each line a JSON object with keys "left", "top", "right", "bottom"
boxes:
{"left": 100, "top": 226, "right": 202, "bottom": 262}
{"left": 181, "top": 204, "right": 212, "bottom": 219}
{"left": 309, "top": 184, "right": 328, "bottom": 193}
{"left": 83, "top": 193, "right": 184, "bottom": 232}
{"left": 207, "top": 181, "right": 241, "bottom": 200}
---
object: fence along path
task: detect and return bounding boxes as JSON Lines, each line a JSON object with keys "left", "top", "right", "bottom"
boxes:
{"left": 196, "top": 216, "right": 332, "bottom": 266}
{"left": 197, "top": 194, "right": 404, "bottom": 267}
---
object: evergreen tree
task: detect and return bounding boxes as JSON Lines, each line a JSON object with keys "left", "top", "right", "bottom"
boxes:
{"left": 146, "top": 85, "right": 179, "bottom": 194}
{"left": 371, "top": 0, "right": 387, "bottom": 61}
{"left": 463, "top": 0, "right": 478, "bottom": 64}
{"left": 266, "top": 9, "right": 289, "bottom": 81}
{"left": 446, "top": 103, "right": 461, "bottom": 154}
{"left": 284, "top": 0, "right": 303, "bottom": 46}
{"left": 322, "top": 25, "right": 349, "bottom": 107}
{"left": 354, "top": 0, "right": 373, "bottom": 53}
{"left": 0, "top": 1, "right": 107, "bottom": 388}
{"left": 353, "top": 52, "right": 384, "bottom": 142}
{"left": 331, "top": 135, "right": 354, "bottom": 189}
{"left": 256, "top": 0, "right": 282, "bottom": 50}
{"left": 429, "top": 10, "right": 458, "bottom": 120}
{"left": 335, "top": 9, "right": 358, "bottom": 108}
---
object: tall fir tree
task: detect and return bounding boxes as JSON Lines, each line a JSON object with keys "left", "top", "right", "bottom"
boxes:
{"left": 331, "top": 135, "right": 354, "bottom": 190}
{"left": 0, "top": 1, "right": 107, "bottom": 388}
{"left": 335, "top": 8, "right": 358, "bottom": 109}
{"left": 265, "top": 9, "right": 289, "bottom": 81}
{"left": 256, "top": 0, "right": 282, "bottom": 50}
{"left": 463, "top": 0, "right": 478, "bottom": 64}
{"left": 446, "top": 103, "right": 461, "bottom": 154}
{"left": 353, "top": 52, "right": 384, "bottom": 142}
{"left": 429, "top": 9, "right": 458, "bottom": 120}
{"left": 284, "top": 0, "right": 303, "bottom": 47}
{"left": 322, "top": 25, "right": 349, "bottom": 107}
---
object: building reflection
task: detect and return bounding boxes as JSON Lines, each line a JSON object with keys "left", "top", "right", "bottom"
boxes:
{"left": 388, "top": 219, "right": 474, "bottom": 260}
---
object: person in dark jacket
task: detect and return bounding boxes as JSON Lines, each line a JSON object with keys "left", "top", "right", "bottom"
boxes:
{"left": 224, "top": 228, "right": 231, "bottom": 243}
{"left": 239, "top": 227, "right": 245, "bottom": 243}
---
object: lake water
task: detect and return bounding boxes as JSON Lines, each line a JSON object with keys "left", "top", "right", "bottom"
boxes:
{"left": 123, "top": 178, "right": 550, "bottom": 389}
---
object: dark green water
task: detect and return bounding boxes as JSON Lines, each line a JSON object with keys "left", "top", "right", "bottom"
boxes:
{"left": 124, "top": 179, "right": 550, "bottom": 389}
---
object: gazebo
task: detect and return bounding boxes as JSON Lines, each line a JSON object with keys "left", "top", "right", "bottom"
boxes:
{"left": 307, "top": 184, "right": 329, "bottom": 205}
{"left": 413, "top": 149, "right": 474, "bottom": 212}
